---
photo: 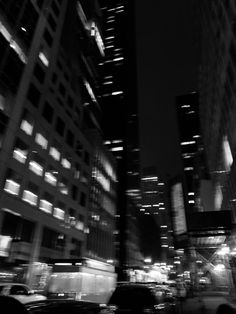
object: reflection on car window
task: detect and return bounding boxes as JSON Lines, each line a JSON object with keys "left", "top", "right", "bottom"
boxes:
{"left": 0, "top": 286, "right": 5, "bottom": 293}
{"left": 10, "top": 285, "right": 28, "bottom": 295}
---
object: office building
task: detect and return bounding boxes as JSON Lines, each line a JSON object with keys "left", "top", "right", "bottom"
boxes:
{"left": 141, "top": 167, "right": 174, "bottom": 261}
{"left": 0, "top": 0, "right": 117, "bottom": 283}
{"left": 199, "top": 0, "right": 236, "bottom": 218}
{"left": 99, "top": 0, "right": 142, "bottom": 274}
{"left": 176, "top": 92, "right": 201, "bottom": 213}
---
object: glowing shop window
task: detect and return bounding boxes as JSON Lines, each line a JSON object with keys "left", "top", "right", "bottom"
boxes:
{"left": 13, "top": 149, "right": 27, "bottom": 164}
{"left": 53, "top": 207, "right": 65, "bottom": 220}
{"left": 35, "top": 133, "right": 48, "bottom": 149}
{"left": 4, "top": 179, "right": 20, "bottom": 195}
{"left": 20, "top": 120, "right": 33, "bottom": 135}
{"left": 45, "top": 171, "right": 57, "bottom": 186}
{"left": 39, "top": 199, "right": 52, "bottom": 214}
{"left": 61, "top": 158, "right": 71, "bottom": 169}
{"left": 29, "top": 161, "right": 43, "bottom": 176}
{"left": 49, "top": 147, "right": 60, "bottom": 161}
{"left": 22, "top": 190, "right": 37, "bottom": 206}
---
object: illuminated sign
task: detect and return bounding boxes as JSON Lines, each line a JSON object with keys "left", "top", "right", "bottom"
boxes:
{"left": 171, "top": 183, "right": 187, "bottom": 236}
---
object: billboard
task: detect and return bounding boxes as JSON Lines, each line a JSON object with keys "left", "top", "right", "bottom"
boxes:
{"left": 171, "top": 182, "right": 187, "bottom": 236}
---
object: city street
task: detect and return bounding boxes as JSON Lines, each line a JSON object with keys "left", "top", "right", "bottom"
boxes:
{"left": 180, "top": 291, "right": 236, "bottom": 314}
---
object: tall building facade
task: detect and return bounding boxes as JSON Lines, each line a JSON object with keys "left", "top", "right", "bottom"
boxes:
{"left": 199, "top": 0, "right": 236, "bottom": 221}
{"left": 0, "top": 0, "right": 116, "bottom": 282}
{"left": 99, "top": 0, "right": 142, "bottom": 275}
{"left": 176, "top": 92, "right": 201, "bottom": 214}
{"left": 141, "top": 167, "right": 174, "bottom": 262}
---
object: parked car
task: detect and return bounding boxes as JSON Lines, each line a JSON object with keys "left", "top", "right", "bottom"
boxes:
{"left": 25, "top": 299, "right": 105, "bottom": 314}
{"left": 105, "top": 283, "right": 177, "bottom": 314}
{"left": 0, "top": 283, "right": 46, "bottom": 304}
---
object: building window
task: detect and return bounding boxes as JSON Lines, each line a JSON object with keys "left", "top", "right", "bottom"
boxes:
{"left": 58, "top": 177, "right": 69, "bottom": 195}
{"left": 71, "top": 185, "right": 78, "bottom": 201}
{"left": 29, "top": 152, "right": 45, "bottom": 176}
{"left": 61, "top": 156, "right": 71, "bottom": 169}
{"left": 42, "top": 101, "right": 54, "bottom": 123}
{"left": 66, "top": 129, "right": 74, "bottom": 147}
{"left": 33, "top": 63, "right": 45, "bottom": 84}
{"left": 75, "top": 140, "right": 83, "bottom": 157}
{"left": 74, "top": 163, "right": 81, "bottom": 179}
{"left": 55, "top": 117, "right": 65, "bottom": 136}
{"left": 12, "top": 138, "right": 28, "bottom": 163}
{"left": 80, "top": 192, "right": 86, "bottom": 207}
{"left": 42, "top": 227, "right": 65, "bottom": 251}
{"left": 53, "top": 203, "right": 65, "bottom": 220}
{"left": 45, "top": 165, "right": 58, "bottom": 186}
{"left": 4, "top": 169, "right": 22, "bottom": 196}
{"left": 49, "top": 141, "right": 61, "bottom": 161}
{"left": 58, "top": 83, "right": 66, "bottom": 97}
{"left": 22, "top": 182, "right": 38, "bottom": 206}
{"left": 20, "top": 109, "right": 34, "bottom": 135}
{"left": 40, "top": 192, "right": 53, "bottom": 214}
{"left": 27, "top": 83, "right": 41, "bottom": 107}
{"left": 35, "top": 132, "right": 48, "bottom": 149}
{"left": 76, "top": 215, "right": 84, "bottom": 231}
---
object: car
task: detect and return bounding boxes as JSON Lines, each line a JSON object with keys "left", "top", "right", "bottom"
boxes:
{"left": 25, "top": 299, "right": 105, "bottom": 314}
{"left": 105, "top": 283, "right": 177, "bottom": 314}
{"left": 0, "top": 283, "right": 47, "bottom": 304}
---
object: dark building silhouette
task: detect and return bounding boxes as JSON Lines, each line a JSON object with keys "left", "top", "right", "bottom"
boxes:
{"left": 99, "top": 0, "right": 142, "bottom": 277}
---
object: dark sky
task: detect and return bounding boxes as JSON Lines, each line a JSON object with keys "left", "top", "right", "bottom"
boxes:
{"left": 135, "top": 0, "right": 199, "bottom": 177}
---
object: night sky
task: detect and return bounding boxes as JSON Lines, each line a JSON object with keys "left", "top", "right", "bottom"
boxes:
{"left": 135, "top": 0, "right": 199, "bottom": 177}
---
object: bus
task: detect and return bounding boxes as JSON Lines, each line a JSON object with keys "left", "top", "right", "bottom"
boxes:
{"left": 47, "top": 258, "right": 117, "bottom": 304}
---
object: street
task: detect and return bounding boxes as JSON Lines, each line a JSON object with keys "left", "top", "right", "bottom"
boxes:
{"left": 179, "top": 291, "right": 236, "bottom": 314}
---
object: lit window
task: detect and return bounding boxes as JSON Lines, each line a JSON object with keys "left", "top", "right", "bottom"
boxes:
{"left": 110, "top": 146, "right": 123, "bottom": 152}
{"left": 29, "top": 161, "right": 43, "bottom": 176}
{"left": 181, "top": 141, "right": 196, "bottom": 146}
{"left": 4, "top": 179, "right": 20, "bottom": 195}
{"left": 20, "top": 120, "right": 33, "bottom": 135}
{"left": 22, "top": 190, "right": 37, "bottom": 206}
{"left": 188, "top": 200, "right": 195, "bottom": 204}
{"left": 61, "top": 158, "right": 71, "bottom": 169}
{"left": 53, "top": 207, "right": 65, "bottom": 220}
{"left": 76, "top": 221, "right": 84, "bottom": 231}
{"left": 13, "top": 139, "right": 28, "bottom": 164}
{"left": 40, "top": 199, "right": 53, "bottom": 214}
{"left": 45, "top": 167, "right": 57, "bottom": 186}
{"left": 39, "top": 52, "right": 49, "bottom": 67}
{"left": 184, "top": 167, "right": 193, "bottom": 171}
{"left": 58, "top": 178, "right": 69, "bottom": 195}
{"left": 112, "top": 91, "right": 123, "bottom": 96}
{"left": 35, "top": 133, "right": 48, "bottom": 149}
{"left": 49, "top": 146, "right": 60, "bottom": 161}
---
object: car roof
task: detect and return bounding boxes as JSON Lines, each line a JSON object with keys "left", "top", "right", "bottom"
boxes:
{"left": 25, "top": 299, "right": 102, "bottom": 310}
{"left": 0, "top": 283, "right": 27, "bottom": 286}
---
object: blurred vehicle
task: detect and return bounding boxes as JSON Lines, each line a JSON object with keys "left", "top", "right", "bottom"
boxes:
{"left": 0, "top": 283, "right": 46, "bottom": 304}
{"left": 47, "top": 258, "right": 116, "bottom": 303}
{"left": 105, "top": 283, "right": 177, "bottom": 314}
{"left": 26, "top": 299, "right": 105, "bottom": 314}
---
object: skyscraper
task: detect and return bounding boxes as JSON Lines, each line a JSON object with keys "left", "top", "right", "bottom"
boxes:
{"left": 176, "top": 92, "right": 200, "bottom": 214}
{"left": 0, "top": 0, "right": 116, "bottom": 285}
{"left": 99, "top": 0, "right": 142, "bottom": 276}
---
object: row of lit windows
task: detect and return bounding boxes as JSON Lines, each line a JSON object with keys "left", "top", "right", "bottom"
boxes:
{"left": 20, "top": 108, "right": 90, "bottom": 167}
{"left": 4, "top": 169, "right": 86, "bottom": 231}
